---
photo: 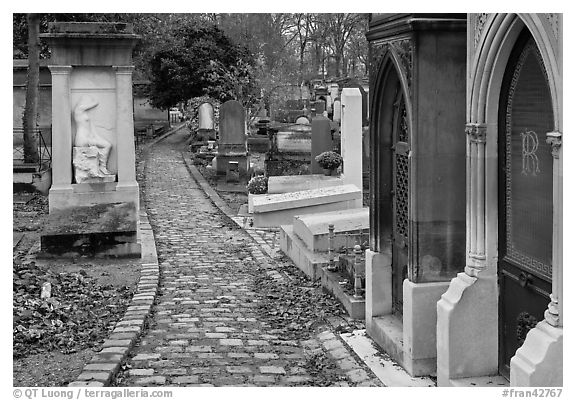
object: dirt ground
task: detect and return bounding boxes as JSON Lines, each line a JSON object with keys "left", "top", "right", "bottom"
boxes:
{"left": 13, "top": 192, "right": 141, "bottom": 387}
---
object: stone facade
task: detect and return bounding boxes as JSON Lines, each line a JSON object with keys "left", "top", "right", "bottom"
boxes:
{"left": 368, "top": 13, "right": 563, "bottom": 387}
{"left": 436, "top": 13, "right": 563, "bottom": 387}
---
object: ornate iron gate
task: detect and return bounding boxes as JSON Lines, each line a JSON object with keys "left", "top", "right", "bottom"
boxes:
{"left": 392, "top": 87, "right": 409, "bottom": 315}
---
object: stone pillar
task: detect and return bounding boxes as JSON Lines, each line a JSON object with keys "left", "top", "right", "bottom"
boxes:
{"left": 465, "top": 123, "right": 487, "bottom": 273}
{"left": 48, "top": 65, "right": 73, "bottom": 204}
{"left": 114, "top": 66, "right": 137, "bottom": 187}
{"left": 544, "top": 131, "right": 562, "bottom": 328}
{"left": 436, "top": 122, "right": 498, "bottom": 386}
{"left": 340, "top": 88, "right": 363, "bottom": 207}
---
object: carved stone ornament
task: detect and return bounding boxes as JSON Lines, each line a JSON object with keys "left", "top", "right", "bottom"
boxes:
{"left": 545, "top": 13, "right": 560, "bottom": 41}
{"left": 465, "top": 123, "right": 487, "bottom": 143}
{"left": 474, "top": 13, "right": 489, "bottom": 49}
{"left": 370, "top": 41, "right": 388, "bottom": 86}
{"left": 544, "top": 293, "right": 560, "bottom": 327}
{"left": 546, "top": 131, "right": 562, "bottom": 158}
{"left": 389, "top": 39, "right": 413, "bottom": 95}
{"left": 73, "top": 147, "right": 115, "bottom": 183}
{"left": 516, "top": 311, "right": 539, "bottom": 346}
{"left": 370, "top": 38, "right": 413, "bottom": 97}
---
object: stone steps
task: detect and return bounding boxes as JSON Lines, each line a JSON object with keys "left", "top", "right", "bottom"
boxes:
{"left": 278, "top": 206, "right": 369, "bottom": 320}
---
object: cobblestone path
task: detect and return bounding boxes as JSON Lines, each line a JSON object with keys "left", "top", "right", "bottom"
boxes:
{"left": 116, "top": 133, "right": 381, "bottom": 387}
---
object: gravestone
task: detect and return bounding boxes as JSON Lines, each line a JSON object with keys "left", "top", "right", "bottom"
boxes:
{"left": 197, "top": 102, "right": 215, "bottom": 140}
{"left": 40, "top": 22, "right": 140, "bottom": 257}
{"left": 310, "top": 116, "right": 333, "bottom": 174}
{"left": 325, "top": 95, "right": 333, "bottom": 113}
{"left": 340, "top": 88, "right": 363, "bottom": 208}
{"left": 314, "top": 100, "right": 326, "bottom": 115}
{"left": 295, "top": 116, "right": 310, "bottom": 125}
{"left": 216, "top": 100, "right": 249, "bottom": 188}
{"left": 329, "top": 83, "right": 340, "bottom": 102}
{"left": 333, "top": 99, "right": 342, "bottom": 122}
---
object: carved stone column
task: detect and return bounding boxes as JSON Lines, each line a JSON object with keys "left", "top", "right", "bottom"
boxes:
{"left": 113, "top": 65, "right": 137, "bottom": 187}
{"left": 465, "top": 123, "right": 487, "bottom": 276}
{"left": 48, "top": 65, "right": 73, "bottom": 206}
{"left": 545, "top": 131, "right": 562, "bottom": 327}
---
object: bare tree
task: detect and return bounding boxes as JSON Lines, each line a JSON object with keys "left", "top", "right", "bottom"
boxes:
{"left": 22, "top": 13, "right": 40, "bottom": 164}
{"left": 319, "top": 13, "right": 365, "bottom": 77}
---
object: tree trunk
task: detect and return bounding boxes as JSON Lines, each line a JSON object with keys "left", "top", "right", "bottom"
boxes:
{"left": 334, "top": 53, "right": 342, "bottom": 78}
{"left": 22, "top": 13, "right": 40, "bottom": 164}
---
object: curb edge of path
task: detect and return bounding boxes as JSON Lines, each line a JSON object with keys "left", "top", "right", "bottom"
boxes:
{"left": 67, "top": 211, "right": 159, "bottom": 387}
{"left": 67, "top": 149, "right": 162, "bottom": 387}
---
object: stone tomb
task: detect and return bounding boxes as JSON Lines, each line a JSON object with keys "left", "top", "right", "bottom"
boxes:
{"left": 251, "top": 184, "right": 361, "bottom": 228}
{"left": 267, "top": 174, "right": 342, "bottom": 194}
{"left": 40, "top": 22, "right": 140, "bottom": 257}
{"left": 292, "top": 207, "right": 369, "bottom": 252}
{"left": 215, "top": 100, "right": 249, "bottom": 189}
{"left": 278, "top": 206, "right": 369, "bottom": 319}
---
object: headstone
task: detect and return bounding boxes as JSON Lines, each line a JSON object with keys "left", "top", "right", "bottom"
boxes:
{"left": 198, "top": 102, "right": 214, "bottom": 130}
{"left": 326, "top": 95, "right": 333, "bottom": 113}
{"left": 295, "top": 116, "right": 310, "bottom": 125}
{"left": 216, "top": 100, "right": 249, "bottom": 184}
{"left": 333, "top": 99, "right": 342, "bottom": 122}
{"left": 329, "top": 83, "right": 340, "bottom": 102}
{"left": 219, "top": 100, "right": 246, "bottom": 151}
{"left": 310, "top": 116, "right": 333, "bottom": 174}
{"left": 197, "top": 102, "right": 215, "bottom": 141}
{"left": 341, "top": 88, "right": 363, "bottom": 208}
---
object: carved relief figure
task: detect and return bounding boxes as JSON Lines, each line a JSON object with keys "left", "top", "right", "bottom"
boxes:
{"left": 73, "top": 95, "right": 113, "bottom": 175}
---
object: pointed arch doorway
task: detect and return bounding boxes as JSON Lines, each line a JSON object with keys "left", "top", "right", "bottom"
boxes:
{"left": 497, "top": 27, "right": 554, "bottom": 379}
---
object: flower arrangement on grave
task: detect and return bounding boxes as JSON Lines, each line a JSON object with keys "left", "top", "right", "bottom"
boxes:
{"left": 315, "top": 151, "right": 342, "bottom": 171}
{"left": 247, "top": 175, "right": 268, "bottom": 194}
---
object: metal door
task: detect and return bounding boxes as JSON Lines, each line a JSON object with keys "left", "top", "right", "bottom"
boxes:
{"left": 498, "top": 30, "right": 554, "bottom": 379}
{"left": 391, "top": 88, "right": 409, "bottom": 315}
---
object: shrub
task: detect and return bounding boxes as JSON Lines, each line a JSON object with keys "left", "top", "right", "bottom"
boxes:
{"left": 247, "top": 175, "right": 268, "bottom": 194}
{"left": 315, "top": 151, "right": 342, "bottom": 170}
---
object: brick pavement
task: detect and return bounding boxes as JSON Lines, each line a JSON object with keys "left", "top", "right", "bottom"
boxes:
{"left": 116, "top": 133, "right": 381, "bottom": 387}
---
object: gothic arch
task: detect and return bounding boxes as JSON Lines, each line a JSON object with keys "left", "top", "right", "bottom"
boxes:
{"left": 369, "top": 47, "right": 412, "bottom": 252}
{"left": 470, "top": 13, "right": 561, "bottom": 130}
